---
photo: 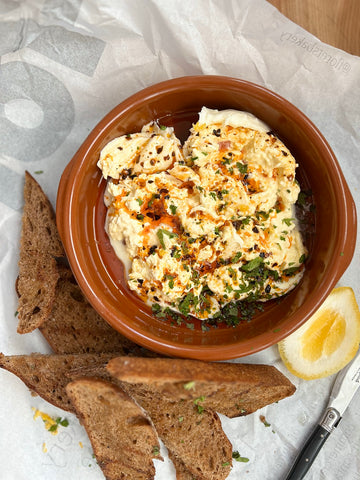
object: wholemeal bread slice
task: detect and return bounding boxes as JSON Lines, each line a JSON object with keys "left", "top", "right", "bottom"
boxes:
{"left": 17, "top": 252, "right": 60, "bottom": 334}
{"left": 66, "top": 358, "right": 232, "bottom": 479}
{"left": 0, "top": 352, "right": 197, "bottom": 479}
{"left": 0, "top": 352, "right": 116, "bottom": 412}
{"left": 66, "top": 378, "right": 162, "bottom": 480}
{"left": 16, "top": 171, "right": 65, "bottom": 334}
{"left": 116, "top": 382, "right": 233, "bottom": 480}
{"left": 107, "top": 357, "right": 296, "bottom": 418}
{"left": 39, "top": 265, "right": 156, "bottom": 356}
{"left": 21, "top": 171, "right": 65, "bottom": 257}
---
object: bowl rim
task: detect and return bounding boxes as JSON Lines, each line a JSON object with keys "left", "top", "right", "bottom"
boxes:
{"left": 57, "top": 75, "right": 357, "bottom": 360}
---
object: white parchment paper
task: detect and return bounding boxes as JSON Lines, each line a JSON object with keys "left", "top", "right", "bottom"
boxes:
{"left": 0, "top": 1, "right": 359, "bottom": 479}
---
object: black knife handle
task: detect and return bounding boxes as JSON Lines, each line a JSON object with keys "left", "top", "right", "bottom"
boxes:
{"left": 284, "top": 425, "right": 331, "bottom": 480}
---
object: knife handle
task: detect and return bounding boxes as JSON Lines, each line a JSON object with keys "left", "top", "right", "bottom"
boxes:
{"left": 284, "top": 408, "right": 341, "bottom": 480}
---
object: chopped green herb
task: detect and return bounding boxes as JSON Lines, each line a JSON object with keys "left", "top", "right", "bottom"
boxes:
{"left": 194, "top": 396, "right": 205, "bottom": 404}
{"left": 152, "top": 445, "right": 160, "bottom": 456}
{"left": 236, "top": 162, "right": 248, "bottom": 174}
{"left": 299, "top": 254, "right": 306, "bottom": 263}
{"left": 222, "top": 462, "right": 230, "bottom": 467}
{"left": 231, "top": 252, "right": 242, "bottom": 263}
{"left": 178, "top": 292, "right": 198, "bottom": 316}
{"left": 282, "top": 218, "right": 294, "bottom": 226}
{"left": 283, "top": 266, "right": 300, "bottom": 276}
{"left": 232, "top": 451, "right": 249, "bottom": 463}
{"left": 169, "top": 205, "right": 177, "bottom": 216}
{"left": 183, "top": 381, "right": 196, "bottom": 391}
{"left": 159, "top": 125, "right": 167, "bottom": 130}
{"left": 209, "top": 191, "right": 217, "bottom": 200}
{"left": 136, "top": 198, "right": 143, "bottom": 206}
{"left": 57, "top": 417, "right": 69, "bottom": 427}
{"left": 157, "top": 229, "right": 178, "bottom": 249}
{"left": 241, "top": 257, "right": 264, "bottom": 272}
{"left": 136, "top": 214, "right": 144, "bottom": 221}
{"left": 34, "top": 170, "right": 44, "bottom": 174}
{"left": 260, "top": 415, "right": 271, "bottom": 427}
{"left": 151, "top": 303, "right": 162, "bottom": 315}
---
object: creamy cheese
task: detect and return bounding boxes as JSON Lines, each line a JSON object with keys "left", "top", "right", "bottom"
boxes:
{"left": 98, "top": 109, "right": 307, "bottom": 320}
{"left": 198, "top": 107, "right": 270, "bottom": 132}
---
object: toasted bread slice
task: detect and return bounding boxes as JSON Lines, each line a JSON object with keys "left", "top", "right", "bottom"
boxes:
{"left": 117, "top": 382, "right": 232, "bottom": 480}
{"left": 39, "top": 265, "right": 156, "bottom": 356}
{"left": 107, "top": 357, "right": 296, "bottom": 418}
{"left": 16, "top": 171, "right": 65, "bottom": 333}
{"left": 21, "top": 171, "right": 65, "bottom": 257}
{"left": 0, "top": 352, "right": 116, "bottom": 412}
{"left": 66, "top": 378, "right": 161, "bottom": 480}
{"left": 17, "top": 252, "right": 59, "bottom": 333}
{"left": 168, "top": 453, "right": 198, "bottom": 480}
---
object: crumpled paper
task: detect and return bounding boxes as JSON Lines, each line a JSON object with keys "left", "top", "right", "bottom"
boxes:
{"left": 0, "top": 1, "right": 359, "bottom": 479}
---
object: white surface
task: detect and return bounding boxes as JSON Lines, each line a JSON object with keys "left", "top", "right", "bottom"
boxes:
{"left": 0, "top": 1, "right": 359, "bottom": 479}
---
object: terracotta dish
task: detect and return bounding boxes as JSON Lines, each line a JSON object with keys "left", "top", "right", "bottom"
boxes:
{"left": 57, "top": 76, "right": 357, "bottom": 360}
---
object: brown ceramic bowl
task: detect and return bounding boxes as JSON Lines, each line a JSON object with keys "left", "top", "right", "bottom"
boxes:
{"left": 56, "top": 76, "right": 357, "bottom": 360}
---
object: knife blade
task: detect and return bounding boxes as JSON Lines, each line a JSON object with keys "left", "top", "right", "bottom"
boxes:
{"left": 284, "top": 347, "right": 360, "bottom": 480}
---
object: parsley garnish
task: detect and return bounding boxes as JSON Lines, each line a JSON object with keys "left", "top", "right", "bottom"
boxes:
{"left": 231, "top": 252, "right": 242, "bottom": 263}
{"left": 282, "top": 218, "right": 294, "bottom": 226}
{"left": 232, "top": 451, "right": 249, "bottom": 463}
{"left": 241, "top": 257, "right": 264, "bottom": 272}
{"left": 157, "top": 229, "right": 178, "bottom": 249}
{"left": 209, "top": 191, "right": 217, "bottom": 200}
{"left": 183, "top": 381, "right": 196, "bottom": 390}
{"left": 236, "top": 162, "right": 248, "bottom": 174}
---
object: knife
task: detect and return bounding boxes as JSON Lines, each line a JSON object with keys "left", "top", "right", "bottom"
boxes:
{"left": 284, "top": 347, "right": 360, "bottom": 480}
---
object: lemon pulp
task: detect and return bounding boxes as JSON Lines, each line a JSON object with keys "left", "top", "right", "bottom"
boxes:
{"left": 278, "top": 287, "right": 360, "bottom": 380}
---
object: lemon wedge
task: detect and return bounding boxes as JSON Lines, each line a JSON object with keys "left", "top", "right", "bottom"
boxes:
{"left": 278, "top": 287, "right": 360, "bottom": 380}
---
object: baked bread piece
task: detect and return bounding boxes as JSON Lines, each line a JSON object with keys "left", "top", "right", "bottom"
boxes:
{"left": 21, "top": 171, "right": 65, "bottom": 257}
{"left": 116, "top": 382, "right": 233, "bottom": 480}
{"left": 66, "top": 378, "right": 161, "bottom": 480}
{"left": 17, "top": 171, "right": 65, "bottom": 334}
{"left": 17, "top": 252, "right": 59, "bottom": 334}
{"left": 0, "top": 352, "right": 115, "bottom": 412}
{"left": 39, "top": 265, "right": 156, "bottom": 356}
{"left": 107, "top": 357, "right": 296, "bottom": 417}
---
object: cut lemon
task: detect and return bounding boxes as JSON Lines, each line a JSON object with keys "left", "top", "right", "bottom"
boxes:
{"left": 278, "top": 287, "right": 360, "bottom": 380}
